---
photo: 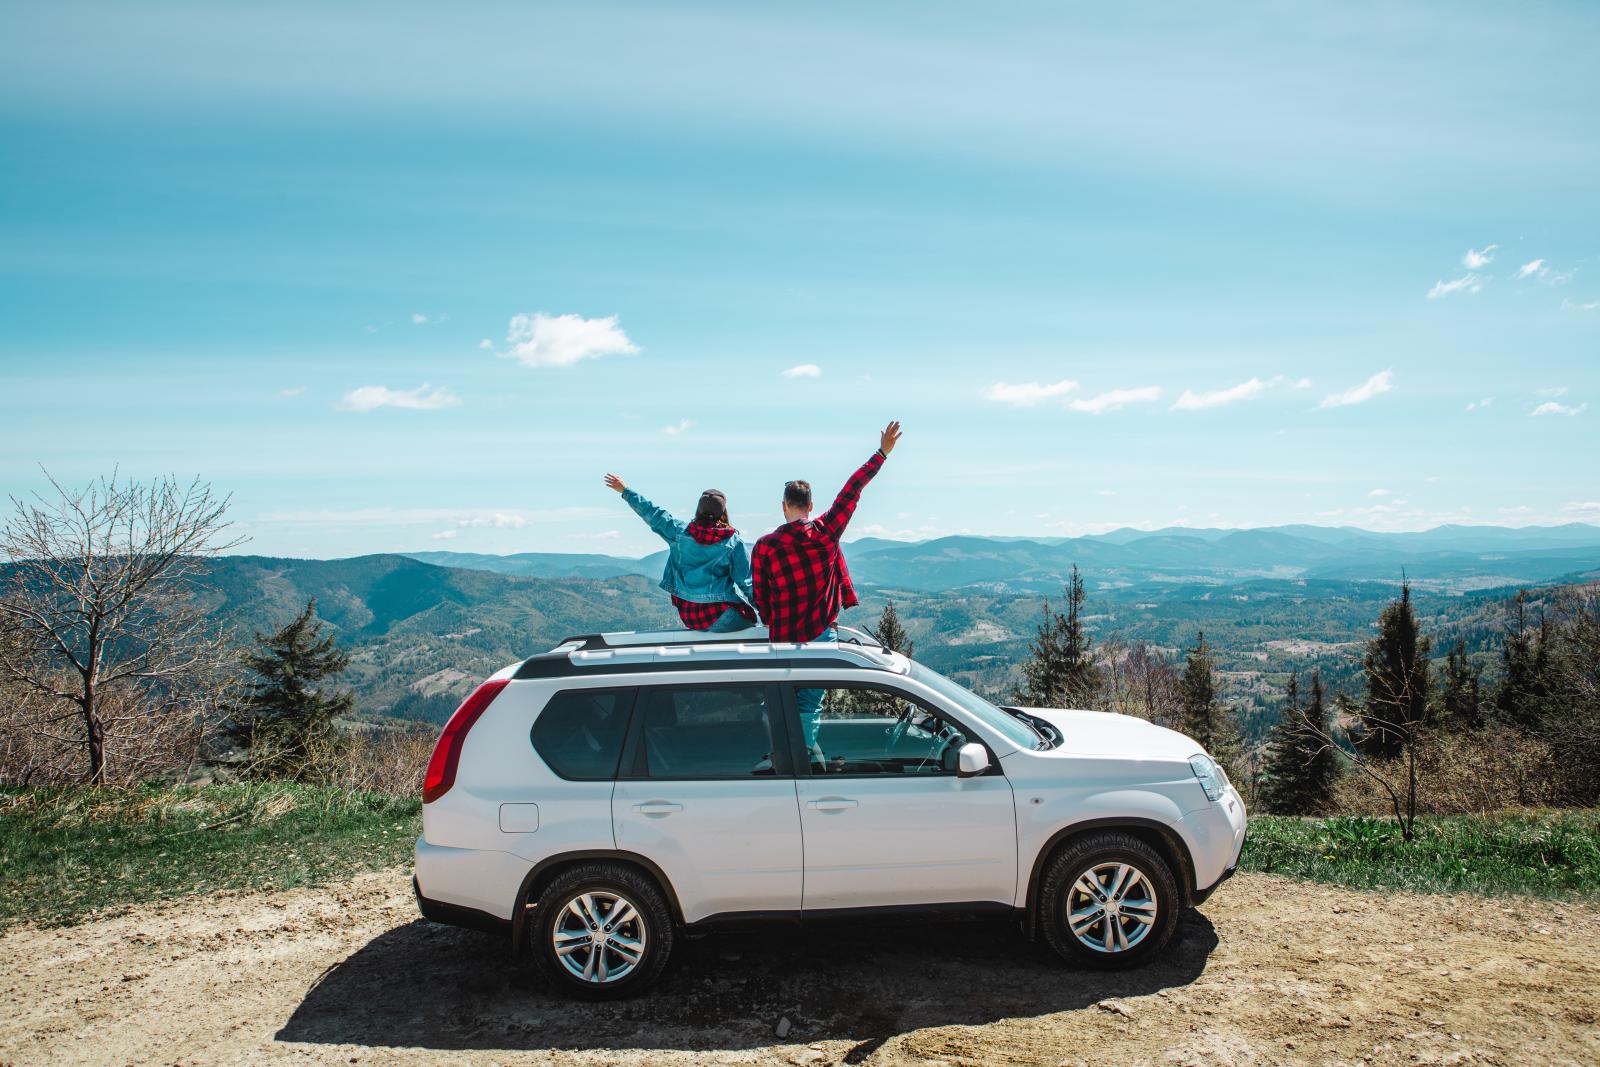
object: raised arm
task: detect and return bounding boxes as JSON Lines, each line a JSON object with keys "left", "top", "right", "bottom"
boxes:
{"left": 813, "top": 421, "right": 901, "bottom": 541}
{"left": 605, "top": 473, "right": 685, "bottom": 544}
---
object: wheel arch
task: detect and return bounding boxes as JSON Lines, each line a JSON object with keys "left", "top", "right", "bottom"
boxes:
{"left": 1023, "top": 817, "right": 1197, "bottom": 936}
{"left": 510, "top": 849, "right": 685, "bottom": 955}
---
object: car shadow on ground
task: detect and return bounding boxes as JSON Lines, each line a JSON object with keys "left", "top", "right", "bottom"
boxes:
{"left": 276, "top": 909, "right": 1218, "bottom": 1056}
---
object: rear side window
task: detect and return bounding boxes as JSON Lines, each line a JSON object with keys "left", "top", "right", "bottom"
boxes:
{"left": 531, "top": 688, "right": 635, "bottom": 780}
{"left": 638, "top": 685, "right": 785, "bottom": 778}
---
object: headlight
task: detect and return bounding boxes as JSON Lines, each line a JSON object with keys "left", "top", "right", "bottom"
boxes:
{"left": 1189, "top": 754, "right": 1224, "bottom": 802}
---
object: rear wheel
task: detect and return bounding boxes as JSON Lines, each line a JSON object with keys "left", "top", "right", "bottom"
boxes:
{"left": 531, "top": 862, "right": 674, "bottom": 998}
{"left": 1038, "top": 832, "right": 1179, "bottom": 969}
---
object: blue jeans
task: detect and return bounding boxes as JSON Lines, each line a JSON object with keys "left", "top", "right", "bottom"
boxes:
{"left": 706, "top": 607, "right": 756, "bottom": 633}
{"left": 796, "top": 627, "right": 837, "bottom": 751}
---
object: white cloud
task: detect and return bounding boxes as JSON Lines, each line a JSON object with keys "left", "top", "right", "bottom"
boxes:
{"left": 457, "top": 513, "right": 527, "bottom": 529}
{"left": 1465, "top": 397, "right": 1494, "bottom": 412}
{"left": 430, "top": 529, "right": 457, "bottom": 540}
{"left": 1530, "top": 401, "right": 1587, "bottom": 417}
{"left": 1096, "top": 489, "right": 1117, "bottom": 497}
{"left": 589, "top": 530, "right": 621, "bottom": 541}
{"left": 1499, "top": 506, "right": 1532, "bottom": 515}
{"left": 411, "top": 312, "right": 430, "bottom": 324}
{"left": 982, "top": 379, "right": 1079, "bottom": 407}
{"left": 1427, "top": 274, "right": 1482, "bottom": 299}
{"left": 1069, "top": 386, "right": 1162, "bottom": 415}
{"left": 502, "top": 312, "right": 639, "bottom": 368}
{"left": 1562, "top": 298, "right": 1599, "bottom": 312}
{"left": 1538, "top": 386, "right": 1569, "bottom": 398}
{"left": 1462, "top": 245, "right": 1497, "bottom": 269}
{"left": 781, "top": 363, "right": 822, "bottom": 379}
{"left": 1562, "top": 501, "right": 1600, "bottom": 515}
{"left": 478, "top": 338, "right": 492, "bottom": 350}
{"left": 1517, "top": 259, "right": 1546, "bottom": 280}
{"left": 336, "top": 383, "right": 460, "bottom": 412}
{"left": 1287, "top": 377, "right": 1313, "bottom": 390}
{"left": 1368, "top": 488, "right": 1392, "bottom": 498}
{"left": 1319, "top": 369, "right": 1394, "bottom": 409}
{"left": 662, "top": 419, "right": 695, "bottom": 436}
{"left": 1171, "top": 377, "right": 1267, "bottom": 411}
{"left": 275, "top": 386, "right": 306, "bottom": 398}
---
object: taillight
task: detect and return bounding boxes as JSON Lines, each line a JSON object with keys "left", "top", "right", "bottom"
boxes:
{"left": 422, "top": 678, "right": 509, "bottom": 803}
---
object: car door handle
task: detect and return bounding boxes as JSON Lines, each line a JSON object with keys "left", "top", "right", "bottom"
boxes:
{"left": 807, "top": 797, "right": 858, "bottom": 814}
{"left": 633, "top": 801, "right": 682, "bottom": 817}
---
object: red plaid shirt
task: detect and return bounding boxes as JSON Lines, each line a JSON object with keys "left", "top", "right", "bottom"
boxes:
{"left": 671, "top": 523, "right": 757, "bottom": 631}
{"left": 751, "top": 449, "right": 885, "bottom": 642}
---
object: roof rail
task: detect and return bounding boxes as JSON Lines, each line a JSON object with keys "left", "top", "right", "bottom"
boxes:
{"left": 554, "top": 625, "right": 884, "bottom": 653}
{"left": 517, "top": 625, "right": 900, "bottom": 681}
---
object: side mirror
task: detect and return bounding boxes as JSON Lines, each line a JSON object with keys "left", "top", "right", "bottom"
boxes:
{"left": 956, "top": 742, "right": 990, "bottom": 778}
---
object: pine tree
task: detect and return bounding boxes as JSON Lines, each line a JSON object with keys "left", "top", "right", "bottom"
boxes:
{"left": 1178, "top": 631, "right": 1219, "bottom": 751}
{"left": 1259, "top": 670, "right": 1339, "bottom": 815}
{"left": 1355, "top": 582, "right": 1431, "bottom": 759}
{"left": 228, "top": 599, "right": 354, "bottom": 780}
{"left": 1019, "top": 564, "right": 1100, "bottom": 707}
{"left": 1494, "top": 591, "right": 1550, "bottom": 732}
{"left": 869, "top": 602, "right": 913, "bottom": 658}
{"left": 1438, "top": 638, "right": 1484, "bottom": 732}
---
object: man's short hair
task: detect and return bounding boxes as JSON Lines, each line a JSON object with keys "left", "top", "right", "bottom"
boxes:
{"left": 784, "top": 480, "right": 812, "bottom": 509}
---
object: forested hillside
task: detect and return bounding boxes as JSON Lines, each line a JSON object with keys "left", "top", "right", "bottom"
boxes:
{"left": 182, "top": 542, "right": 1599, "bottom": 739}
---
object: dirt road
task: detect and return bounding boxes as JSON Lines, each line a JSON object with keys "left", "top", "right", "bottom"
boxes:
{"left": 3, "top": 868, "right": 1597, "bottom": 1067}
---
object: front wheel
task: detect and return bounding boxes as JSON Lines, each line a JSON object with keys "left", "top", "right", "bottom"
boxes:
{"left": 1038, "top": 832, "right": 1180, "bottom": 969}
{"left": 531, "top": 862, "right": 675, "bottom": 998}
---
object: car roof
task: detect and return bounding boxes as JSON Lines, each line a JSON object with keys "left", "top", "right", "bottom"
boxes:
{"left": 512, "top": 625, "right": 909, "bottom": 681}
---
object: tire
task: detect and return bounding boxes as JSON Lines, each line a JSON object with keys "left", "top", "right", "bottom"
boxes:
{"left": 530, "top": 862, "right": 675, "bottom": 999}
{"left": 1037, "top": 832, "right": 1180, "bottom": 970}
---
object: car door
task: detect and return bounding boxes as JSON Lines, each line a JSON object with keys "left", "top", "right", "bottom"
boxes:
{"left": 787, "top": 682, "right": 1018, "bottom": 911}
{"left": 611, "top": 681, "right": 803, "bottom": 922}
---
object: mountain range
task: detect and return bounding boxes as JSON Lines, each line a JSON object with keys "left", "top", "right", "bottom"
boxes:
{"left": 409, "top": 522, "right": 1600, "bottom": 594}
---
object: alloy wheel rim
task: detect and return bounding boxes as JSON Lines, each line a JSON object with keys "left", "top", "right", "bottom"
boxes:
{"left": 1066, "top": 861, "right": 1158, "bottom": 953}
{"left": 552, "top": 890, "right": 647, "bottom": 983}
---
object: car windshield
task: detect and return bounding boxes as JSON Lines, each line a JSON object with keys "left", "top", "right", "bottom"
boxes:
{"left": 908, "top": 662, "right": 1041, "bottom": 749}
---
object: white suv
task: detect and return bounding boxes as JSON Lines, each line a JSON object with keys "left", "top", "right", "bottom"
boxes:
{"left": 413, "top": 627, "right": 1246, "bottom": 998}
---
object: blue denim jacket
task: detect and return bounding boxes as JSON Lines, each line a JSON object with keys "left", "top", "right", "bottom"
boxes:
{"left": 622, "top": 489, "right": 756, "bottom": 609}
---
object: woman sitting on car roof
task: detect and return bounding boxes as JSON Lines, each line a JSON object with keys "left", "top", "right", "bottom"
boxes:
{"left": 603, "top": 473, "right": 758, "bottom": 633}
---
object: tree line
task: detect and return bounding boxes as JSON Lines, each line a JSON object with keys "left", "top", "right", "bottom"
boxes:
{"left": 983, "top": 563, "right": 1600, "bottom": 835}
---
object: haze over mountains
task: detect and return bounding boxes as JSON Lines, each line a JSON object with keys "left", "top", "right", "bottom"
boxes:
{"left": 409, "top": 523, "right": 1600, "bottom": 594}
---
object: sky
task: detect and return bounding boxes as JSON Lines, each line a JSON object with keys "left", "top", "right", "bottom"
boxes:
{"left": 1, "top": 1, "right": 1597, "bottom": 559}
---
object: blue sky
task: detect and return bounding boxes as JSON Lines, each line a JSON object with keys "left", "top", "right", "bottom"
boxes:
{"left": 2, "top": 1, "right": 1597, "bottom": 558}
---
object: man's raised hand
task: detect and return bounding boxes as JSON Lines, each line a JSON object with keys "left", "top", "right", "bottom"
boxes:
{"left": 604, "top": 473, "right": 627, "bottom": 494}
{"left": 879, "top": 420, "right": 903, "bottom": 456}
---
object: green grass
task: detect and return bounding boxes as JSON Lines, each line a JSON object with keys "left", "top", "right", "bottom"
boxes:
{"left": 1242, "top": 810, "right": 1600, "bottom": 899}
{"left": 0, "top": 783, "right": 421, "bottom": 928}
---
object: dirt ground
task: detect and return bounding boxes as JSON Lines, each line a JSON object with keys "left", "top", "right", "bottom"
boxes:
{"left": 3, "top": 868, "right": 1597, "bottom": 1067}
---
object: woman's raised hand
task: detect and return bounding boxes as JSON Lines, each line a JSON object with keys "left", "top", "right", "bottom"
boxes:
{"left": 604, "top": 473, "right": 627, "bottom": 494}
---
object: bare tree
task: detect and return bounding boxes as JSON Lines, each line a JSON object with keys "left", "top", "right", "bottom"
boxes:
{"left": 1294, "top": 689, "right": 1426, "bottom": 841}
{"left": 0, "top": 471, "right": 243, "bottom": 785}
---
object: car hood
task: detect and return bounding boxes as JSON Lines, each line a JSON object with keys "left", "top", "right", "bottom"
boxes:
{"left": 1019, "top": 707, "right": 1202, "bottom": 761}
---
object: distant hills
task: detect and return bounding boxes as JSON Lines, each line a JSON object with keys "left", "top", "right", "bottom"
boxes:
{"left": 409, "top": 523, "right": 1600, "bottom": 595}
{"left": 161, "top": 522, "right": 1600, "bottom": 730}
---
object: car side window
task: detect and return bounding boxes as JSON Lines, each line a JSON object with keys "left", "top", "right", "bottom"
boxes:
{"left": 637, "top": 685, "right": 787, "bottom": 778}
{"left": 791, "top": 685, "right": 972, "bottom": 776}
{"left": 531, "top": 688, "right": 636, "bottom": 780}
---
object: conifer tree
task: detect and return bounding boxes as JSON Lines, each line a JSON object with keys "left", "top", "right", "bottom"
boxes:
{"left": 869, "top": 602, "right": 913, "bottom": 658}
{"left": 1355, "top": 582, "right": 1431, "bottom": 758}
{"left": 1259, "top": 670, "right": 1339, "bottom": 815}
{"left": 1438, "top": 638, "right": 1484, "bottom": 732}
{"left": 1178, "top": 631, "right": 1219, "bottom": 751}
{"left": 1494, "top": 591, "right": 1550, "bottom": 732}
{"left": 1019, "top": 564, "right": 1100, "bottom": 707}
{"left": 228, "top": 599, "right": 354, "bottom": 780}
